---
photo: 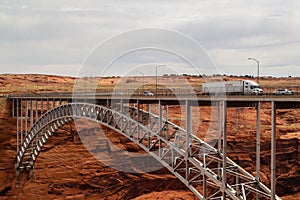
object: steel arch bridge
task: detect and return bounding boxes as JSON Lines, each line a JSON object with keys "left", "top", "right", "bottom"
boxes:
{"left": 15, "top": 102, "right": 279, "bottom": 200}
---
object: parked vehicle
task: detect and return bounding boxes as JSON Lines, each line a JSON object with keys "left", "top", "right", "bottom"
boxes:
{"left": 273, "top": 89, "right": 292, "bottom": 95}
{"left": 144, "top": 91, "right": 154, "bottom": 96}
{"left": 202, "top": 80, "right": 263, "bottom": 95}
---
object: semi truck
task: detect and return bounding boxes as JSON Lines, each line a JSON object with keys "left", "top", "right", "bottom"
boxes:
{"left": 202, "top": 80, "right": 263, "bottom": 95}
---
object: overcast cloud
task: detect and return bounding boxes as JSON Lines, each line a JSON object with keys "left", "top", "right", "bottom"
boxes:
{"left": 0, "top": 0, "right": 300, "bottom": 77}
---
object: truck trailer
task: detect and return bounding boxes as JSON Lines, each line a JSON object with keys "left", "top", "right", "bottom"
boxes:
{"left": 202, "top": 80, "right": 263, "bottom": 95}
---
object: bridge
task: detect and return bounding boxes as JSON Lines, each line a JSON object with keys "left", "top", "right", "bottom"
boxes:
{"left": 8, "top": 93, "right": 300, "bottom": 199}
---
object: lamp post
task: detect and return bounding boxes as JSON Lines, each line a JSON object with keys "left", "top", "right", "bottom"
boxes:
{"left": 135, "top": 71, "right": 144, "bottom": 92}
{"left": 156, "top": 64, "right": 166, "bottom": 96}
{"left": 248, "top": 57, "right": 260, "bottom": 84}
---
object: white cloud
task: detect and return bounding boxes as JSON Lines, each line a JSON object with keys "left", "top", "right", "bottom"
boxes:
{"left": 0, "top": 0, "right": 299, "bottom": 76}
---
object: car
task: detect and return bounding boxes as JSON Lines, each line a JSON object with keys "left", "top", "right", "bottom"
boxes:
{"left": 144, "top": 91, "right": 154, "bottom": 96}
{"left": 251, "top": 87, "right": 264, "bottom": 95}
{"left": 273, "top": 89, "right": 292, "bottom": 95}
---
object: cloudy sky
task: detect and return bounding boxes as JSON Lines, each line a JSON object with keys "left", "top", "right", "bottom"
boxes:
{"left": 1, "top": 0, "right": 300, "bottom": 77}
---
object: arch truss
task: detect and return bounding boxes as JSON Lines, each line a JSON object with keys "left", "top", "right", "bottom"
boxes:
{"left": 16, "top": 102, "right": 279, "bottom": 200}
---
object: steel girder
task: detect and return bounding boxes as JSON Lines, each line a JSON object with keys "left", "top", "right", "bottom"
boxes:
{"left": 16, "top": 102, "right": 280, "bottom": 200}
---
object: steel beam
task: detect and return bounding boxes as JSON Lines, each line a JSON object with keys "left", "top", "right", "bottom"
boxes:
{"left": 137, "top": 100, "right": 140, "bottom": 140}
{"left": 158, "top": 100, "right": 162, "bottom": 158}
{"left": 35, "top": 99, "right": 38, "bottom": 123}
{"left": 165, "top": 105, "right": 169, "bottom": 140}
{"left": 47, "top": 98, "right": 49, "bottom": 110}
{"left": 30, "top": 100, "right": 33, "bottom": 127}
{"left": 158, "top": 100, "right": 162, "bottom": 134}
{"left": 256, "top": 101, "right": 261, "bottom": 200}
{"left": 120, "top": 99, "right": 123, "bottom": 113}
{"left": 41, "top": 99, "right": 43, "bottom": 116}
{"left": 16, "top": 99, "right": 19, "bottom": 153}
{"left": 203, "top": 154, "right": 207, "bottom": 198}
{"left": 186, "top": 100, "right": 192, "bottom": 182}
{"left": 25, "top": 100, "right": 28, "bottom": 136}
{"left": 12, "top": 98, "right": 15, "bottom": 117}
{"left": 222, "top": 100, "right": 227, "bottom": 199}
{"left": 218, "top": 101, "right": 222, "bottom": 153}
{"left": 271, "top": 101, "right": 276, "bottom": 200}
{"left": 256, "top": 103, "right": 261, "bottom": 179}
{"left": 20, "top": 98, "right": 23, "bottom": 144}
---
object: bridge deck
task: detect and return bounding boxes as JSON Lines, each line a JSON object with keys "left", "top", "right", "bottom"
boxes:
{"left": 8, "top": 93, "right": 300, "bottom": 108}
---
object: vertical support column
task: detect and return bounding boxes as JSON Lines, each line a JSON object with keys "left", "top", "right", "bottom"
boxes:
{"left": 120, "top": 99, "right": 124, "bottom": 131}
{"left": 186, "top": 100, "right": 192, "bottom": 182}
{"left": 137, "top": 100, "right": 140, "bottom": 140}
{"left": 106, "top": 99, "right": 109, "bottom": 108}
{"left": 203, "top": 154, "right": 207, "bottom": 198}
{"left": 137, "top": 100, "right": 140, "bottom": 122}
{"left": 106, "top": 99, "right": 110, "bottom": 123}
{"left": 41, "top": 99, "right": 43, "bottom": 116}
{"left": 47, "top": 98, "right": 49, "bottom": 111}
{"left": 256, "top": 102, "right": 261, "bottom": 181}
{"left": 16, "top": 99, "right": 19, "bottom": 153}
{"left": 25, "top": 100, "right": 28, "bottom": 136}
{"left": 222, "top": 100, "right": 227, "bottom": 199}
{"left": 218, "top": 101, "right": 222, "bottom": 153}
{"left": 12, "top": 98, "right": 15, "bottom": 117}
{"left": 120, "top": 99, "right": 123, "bottom": 113}
{"left": 165, "top": 105, "right": 168, "bottom": 140}
{"left": 158, "top": 100, "right": 162, "bottom": 157}
{"left": 271, "top": 101, "right": 276, "bottom": 200}
{"left": 30, "top": 100, "right": 33, "bottom": 128}
{"left": 148, "top": 104, "right": 151, "bottom": 129}
{"left": 158, "top": 100, "right": 162, "bottom": 134}
{"left": 35, "top": 99, "right": 38, "bottom": 123}
{"left": 20, "top": 99, "right": 23, "bottom": 144}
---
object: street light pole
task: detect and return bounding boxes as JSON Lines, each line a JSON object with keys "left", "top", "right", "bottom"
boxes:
{"left": 248, "top": 57, "right": 260, "bottom": 84}
{"left": 156, "top": 64, "right": 166, "bottom": 96}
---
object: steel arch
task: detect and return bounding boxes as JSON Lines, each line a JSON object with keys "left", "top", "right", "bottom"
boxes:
{"left": 16, "top": 103, "right": 280, "bottom": 200}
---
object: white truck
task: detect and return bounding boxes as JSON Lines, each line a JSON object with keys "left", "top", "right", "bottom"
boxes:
{"left": 202, "top": 80, "right": 263, "bottom": 95}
